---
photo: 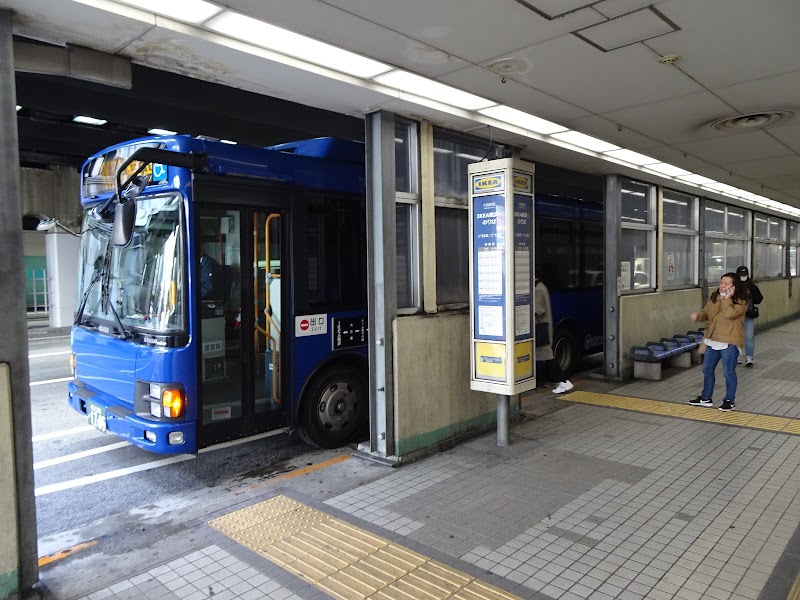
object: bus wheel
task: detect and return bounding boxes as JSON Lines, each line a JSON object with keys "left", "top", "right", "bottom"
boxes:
{"left": 553, "top": 328, "right": 579, "bottom": 377}
{"left": 301, "top": 366, "right": 366, "bottom": 449}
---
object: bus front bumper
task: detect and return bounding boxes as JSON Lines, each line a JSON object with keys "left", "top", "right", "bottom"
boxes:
{"left": 68, "top": 381, "right": 197, "bottom": 454}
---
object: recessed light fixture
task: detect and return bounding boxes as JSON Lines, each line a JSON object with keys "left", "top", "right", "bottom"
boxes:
{"left": 551, "top": 131, "right": 620, "bottom": 152}
{"left": 705, "top": 183, "right": 737, "bottom": 192}
{"left": 73, "top": 116, "right": 107, "bottom": 126}
{"left": 206, "top": 11, "right": 392, "bottom": 79}
{"left": 374, "top": 70, "right": 496, "bottom": 111}
{"left": 678, "top": 174, "right": 717, "bottom": 185}
{"left": 113, "top": 0, "right": 223, "bottom": 25}
{"left": 15, "top": 105, "right": 21, "bottom": 112}
{"left": 478, "top": 105, "right": 566, "bottom": 135}
{"left": 148, "top": 128, "right": 177, "bottom": 135}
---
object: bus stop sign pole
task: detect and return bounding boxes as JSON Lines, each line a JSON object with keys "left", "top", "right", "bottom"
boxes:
{"left": 468, "top": 159, "right": 537, "bottom": 446}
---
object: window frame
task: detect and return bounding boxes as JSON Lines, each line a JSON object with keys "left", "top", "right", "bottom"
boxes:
{"left": 702, "top": 200, "right": 751, "bottom": 287}
{"left": 661, "top": 188, "right": 699, "bottom": 290}
{"left": 619, "top": 178, "right": 656, "bottom": 294}
{"left": 753, "top": 212, "right": 786, "bottom": 280}
{"left": 394, "top": 118, "right": 422, "bottom": 313}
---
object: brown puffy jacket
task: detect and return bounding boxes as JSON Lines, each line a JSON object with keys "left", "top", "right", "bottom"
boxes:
{"left": 697, "top": 295, "right": 746, "bottom": 347}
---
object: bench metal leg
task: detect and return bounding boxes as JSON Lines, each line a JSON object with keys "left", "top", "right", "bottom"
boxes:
{"left": 634, "top": 361, "right": 662, "bottom": 380}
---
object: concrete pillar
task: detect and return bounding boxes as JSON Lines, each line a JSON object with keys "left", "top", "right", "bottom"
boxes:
{"left": 0, "top": 9, "right": 39, "bottom": 597}
{"left": 45, "top": 231, "right": 81, "bottom": 327}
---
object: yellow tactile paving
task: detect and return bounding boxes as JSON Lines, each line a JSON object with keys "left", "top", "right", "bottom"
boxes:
{"left": 561, "top": 390, "right": 800, "bottom": 435}
{"left": 209, "top": 495, "right": 523, "bottom": 600}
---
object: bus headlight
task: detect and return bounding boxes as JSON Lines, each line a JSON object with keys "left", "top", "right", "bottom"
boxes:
{"left": 161, "top": 388, "right": 184, "bottom": 418}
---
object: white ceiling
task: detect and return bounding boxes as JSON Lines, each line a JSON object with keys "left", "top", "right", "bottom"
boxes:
{"left": 5, "top": 0, "right": 800, "bottom": 210}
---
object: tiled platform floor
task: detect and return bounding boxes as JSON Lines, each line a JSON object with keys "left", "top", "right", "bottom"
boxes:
{"left": 70, "top": 321, "right": 800, "bottom": 600}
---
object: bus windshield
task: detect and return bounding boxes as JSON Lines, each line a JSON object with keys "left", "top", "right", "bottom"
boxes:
{"left": 78, "top": 194, "right": 185, "bottom": 333}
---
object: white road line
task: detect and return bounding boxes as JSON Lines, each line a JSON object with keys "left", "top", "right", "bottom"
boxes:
{"left": 197, "top": 428, "right": 288, "bottom": 453}
{"left": 30, "top": 377, "right": 72, "bottom": 387}
{"left": 34, "top": 455, "right": 195, "bottom": 496}
{"left": 29, "top": 351, "right": 72, "bottom": 358}
{"left": 29, "top": 335, "right": 71, "bottom": 341}
{"left": 34, "top": 441, "right": 131, "bottom": 470}
{"left": 32, "top": 426, "right": 95, "bottom": 442}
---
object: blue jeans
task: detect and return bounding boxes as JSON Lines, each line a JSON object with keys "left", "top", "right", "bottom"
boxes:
{"left": 743, "top": 317, "right": 755, "bottom": 358}
{"left": 702, "top": 344, "right": 739, "bottom": 402}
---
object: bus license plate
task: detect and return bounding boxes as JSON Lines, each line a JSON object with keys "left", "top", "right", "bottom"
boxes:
{"left": 87, "top": 402, "right": 107, "bottom": 433}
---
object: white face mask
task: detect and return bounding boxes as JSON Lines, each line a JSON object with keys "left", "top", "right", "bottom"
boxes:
{"left": 739, "top": 275, "right": 748, "bottom": 281}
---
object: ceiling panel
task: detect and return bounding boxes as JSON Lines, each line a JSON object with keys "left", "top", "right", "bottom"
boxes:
{"left": 509, "top": 34, "right": 702, "bottom": 113}
{"left": 592, "top": 0, "right": 654, "bottom": 19}
{"left": 714, "top": 69, "right": 800, "bottom": 114}
{"left": 721, "top": 156, "right": 800, "bottom": 180}
{"left": 227, "top": 0, "right": 469, "bottom": 78}
{"left": 437, "top": 65, "right": 590, "bottom": 123}
{"left": 648, "top": 0, "right": 800, "bottom": 89}
{"left": 676, "top": 131, "right": 791, "bottom": 165}
{"left": 600, "top": 92, "right": 738, "bottom": 144}
{"left": 561, "top": 114, "right": 662, "bottom": 151}
{"left": 771, "top": 123, "right": 800, "bottom": 154}
{"left": 322, "top": 0, "right": 603, "bottom": 63}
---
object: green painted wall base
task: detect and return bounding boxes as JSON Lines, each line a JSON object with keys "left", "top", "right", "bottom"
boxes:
{"left": 395, "top": 404, "right": 519, "bottom": 458}
{"left": 0, "top": 569, "right": 18, "bottom": 600}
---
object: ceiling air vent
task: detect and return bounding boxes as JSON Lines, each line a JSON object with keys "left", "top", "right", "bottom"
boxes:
{"left": 709, "top": 111, "right": 794, "bottom": 131}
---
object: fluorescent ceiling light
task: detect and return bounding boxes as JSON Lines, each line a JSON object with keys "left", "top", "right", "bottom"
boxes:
{"left": 678, "top": 174, "right": 717, "bottom": 185}
{"left": 705, "top": 183, "right": 737, "bottom": 192}
{"left": 551, "top": 131, "right": 619, "bottom": 152}
{"left": 73, "top": 116, "right": 107, "bottom": 126}
{"left": 374, "top": 70, "right": 496, "bottom": 111}
{"left": 148, "top": 128, "right": 177, "bottom": 135}
{"left": 206, "top": 11, "right": 392, "bottom": 79}
{"left": 603, "top": 148, "right": 659, "bottom": 166}
{"left": 646, "top": 163, "right": 691, "bottom": 177}
{"left": 220, "top": 139, "right": 237, "bottom": 145}
{"left": 114, "top": 0, "right": 223, "bottom": 24}
{"left": 15, "top": 105, "right": 21, "bottom": 112}
{"left": 478, "top": 105, "right": 566, "bottom": 135}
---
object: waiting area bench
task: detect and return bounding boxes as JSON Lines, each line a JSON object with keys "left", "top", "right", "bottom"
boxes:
{"left": 630, "top": 329, "right": 705, "bottom": 380}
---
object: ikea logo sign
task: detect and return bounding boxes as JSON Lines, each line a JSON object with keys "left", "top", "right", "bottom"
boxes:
{"left": 513, "top": 175, "right": 532, "bottom": 192}
{"left": 472, "top": 174, "right": 504, "bottom": 193}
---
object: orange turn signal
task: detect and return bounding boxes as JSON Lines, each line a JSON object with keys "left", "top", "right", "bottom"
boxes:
{"left": 69, "top": 353, "right": 76, "bottom": 377}
{"left": 162, "top": 388, "right": 184, "bottom": 418}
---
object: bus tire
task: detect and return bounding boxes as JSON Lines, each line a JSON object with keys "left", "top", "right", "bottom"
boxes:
{"left": 553, "top": 327, "right": 580, "bottom": 377}
{"left": 300, "top": 365, "right": 367, "bottom": 449}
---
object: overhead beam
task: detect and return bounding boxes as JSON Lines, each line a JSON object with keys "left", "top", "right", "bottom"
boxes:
{"left": 14, "top": 40, "right": 132, "bottom": 89}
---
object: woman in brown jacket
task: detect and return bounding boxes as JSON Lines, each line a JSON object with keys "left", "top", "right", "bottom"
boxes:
{"left": 689, "top": 272, "right": 747, "bottom": 411}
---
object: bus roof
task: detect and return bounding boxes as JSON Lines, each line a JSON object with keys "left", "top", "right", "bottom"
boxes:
{"left": 80, "top": 135, "right": 366, "bottom": 205}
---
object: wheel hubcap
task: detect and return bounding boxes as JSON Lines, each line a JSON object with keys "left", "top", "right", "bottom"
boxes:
{"left": 317, "top": 382, "right": 357, "bottom": 431}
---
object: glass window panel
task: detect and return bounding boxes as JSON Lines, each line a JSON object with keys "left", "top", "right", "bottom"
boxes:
{"left": 704, "top": 201, "right": 725, "bottom": 233}
{"left": 435, "top": 207, "right": 469, "bottom": 304}
{"left": 726, "top": 206, "right": 748, "bottom": 235}
{"left": 620, "top": 228, "right": 652, "bottom": 289}
{"left": 395, "top": 120, "right": 417, "bottom": 194}
{"left": 790, "top": 222, "right": 798, "bottom": 244}
{"left": 754, "top": 242, "right": 784, "bottom": 278}
{"left": 790, "top": 246, "right": 797, "bottom": 277}
{"left": 433, "top": 128, "right": 504, "bottom": 201}
{"left": 754, "top": 214, "right": 768, "bottom": 239}
{"left": 620, "top": 180, "right": 652, "bottom": 224}
{"left": 663, "top": 233, "right": 694, "bottom": 286}
{"left": 663, "top": 190, "right": 695, "bottom": 229}
{"left": 768, "top": 217, "right": 785, "bottom": 242}
{"left": 396, "top": 204, "right": 414, "bottom": 308}
{"left": 705, "top": 238, "right": 746, "bottom": 282}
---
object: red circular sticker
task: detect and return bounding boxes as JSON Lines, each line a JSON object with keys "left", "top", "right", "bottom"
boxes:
{"left": 300, "top": 319, "right": 309, "bottom": 331}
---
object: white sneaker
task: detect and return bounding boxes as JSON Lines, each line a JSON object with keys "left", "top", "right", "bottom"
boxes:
{"left": 553, "top": 380, "right": 574, "bottom": 394}
{"left": 745, "top": 356, "right": 754, "bottom": 367}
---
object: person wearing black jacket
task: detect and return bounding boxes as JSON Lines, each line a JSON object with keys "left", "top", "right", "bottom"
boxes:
{"left": 736, "top": 266, "right": 763, "bottom": 367}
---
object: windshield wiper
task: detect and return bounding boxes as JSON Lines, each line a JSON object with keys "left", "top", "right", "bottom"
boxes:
{"left": 74, "top": 264, "right": 103, "bottom": 326}
{"left": 98, "top": 247, "right": 133, "bottom": 340}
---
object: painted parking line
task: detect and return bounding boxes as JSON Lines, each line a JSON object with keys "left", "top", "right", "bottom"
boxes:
{"left": 34, "top": 441, "right": 130, "bottom": 470}
{"left": 29, "top": 351, "right": 72, "bottom": 358}
{"left": 38, "top": 540, "right": 98, "bottom": 567}
{"left": 210, "top": 495, "right": 521, "bottom": 600}
{"left": 30, "top": 376, "right": 73, "bottom": 387}
{"left": 560, "top": 390, "right": 800, "bottom": 435}
{"left": 32, "top": 425, "right": 95, "bottom": 442}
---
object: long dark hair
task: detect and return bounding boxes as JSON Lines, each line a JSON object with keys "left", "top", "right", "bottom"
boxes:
{"left": 710, "top": 272, "right": 745, "bottom": 303}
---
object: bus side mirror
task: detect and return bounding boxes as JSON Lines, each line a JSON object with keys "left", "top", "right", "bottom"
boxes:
{"left": 112, "top": 199, "right": 136, "bottom": 247}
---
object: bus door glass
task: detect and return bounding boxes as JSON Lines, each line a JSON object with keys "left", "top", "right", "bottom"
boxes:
{"left": 197, "top": 208, "right": 244, "bottom": 432}
{"left": 254, "top": 212, "right": 282, "bottom": 415}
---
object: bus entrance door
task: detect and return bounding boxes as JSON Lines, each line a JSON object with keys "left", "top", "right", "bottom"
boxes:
{"left": 196, "top": 204, "right": 284, "bottom": 448}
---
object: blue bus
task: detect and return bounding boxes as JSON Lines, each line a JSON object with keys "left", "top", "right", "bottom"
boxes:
{"left": 69, "top": 136, "right": 369, "bottom": 452}
{"left": 67, "top": 135, "right": 604, "bottom": 455}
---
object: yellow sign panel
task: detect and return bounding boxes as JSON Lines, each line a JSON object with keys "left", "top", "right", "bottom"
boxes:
{"left": 514, "top": 341, "right": 533, "bottom": 381}
{"left": 472, "top": 172, "right": 505, "bottom": 194}
{"left": 513, "top": 173, "right": 532, "bottom": 193}
{"left": 475, "top": 342, "right": 506, "bottom": 381}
